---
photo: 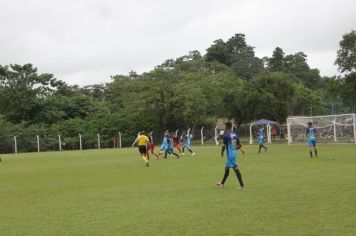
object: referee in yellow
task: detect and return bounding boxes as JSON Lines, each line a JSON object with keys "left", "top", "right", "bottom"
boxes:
{"left": 133, "top": 131, "right": 150, "bottom": 167}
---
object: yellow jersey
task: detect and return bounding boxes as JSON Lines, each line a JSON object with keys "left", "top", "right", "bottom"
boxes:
{"left": 137, "top": 135, "right": 149, "bottom": 146}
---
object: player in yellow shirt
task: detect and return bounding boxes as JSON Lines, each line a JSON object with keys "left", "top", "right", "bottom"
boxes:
{"left": 133, "top": 131, "right": 150, "bottom": 167}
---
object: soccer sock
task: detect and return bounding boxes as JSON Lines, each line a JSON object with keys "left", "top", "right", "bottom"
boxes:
{"left": 309, "top": 151, "right": 313, "bottom": 158}
{"left": 315, "top": 149, "right": 318, "bottom": 157}
{"left": 142, "top": 156, "right": 148, "bottom": 163}
{"left": 173, "top": 152, "right": 179, "bottom": 158}
{"left": 182, "top": 147, "right": 185, "bottom": 153}
{"left": 164, "top": 151, "right": 168, "bottom": 159}
{"left": 234, "top": 169, "right": 244, "bottom": 187}
{"left": 221, "top": 168, "right": 230, "bottom": 184}
{"left": 188, "top": 148, "right": 193, "bottom": 154}
{"left": 258, "top": 145, "right": 262, "bottom": 153}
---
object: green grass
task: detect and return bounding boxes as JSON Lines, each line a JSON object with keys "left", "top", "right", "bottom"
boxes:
{"left": 1, "top": 144, "right": 356, "bottom": 235}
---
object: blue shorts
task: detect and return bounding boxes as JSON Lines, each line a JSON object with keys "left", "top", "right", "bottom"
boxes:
{"left": 258, "top": 139, "right": 264, "bottom": 145}
{"left": 308, "top": 140, "right": 316, "bottom": 147}
{"left": 226, "top": 156, "right": 238, "bottom": 168}
{"left": 161, "top": 144, "right": 168, "bottom": 151}
{"left": 168, "top": 146, "right": 174, "bottom": 153}
{"left": 184, "top": 143, "right": 190, "bottom": 148}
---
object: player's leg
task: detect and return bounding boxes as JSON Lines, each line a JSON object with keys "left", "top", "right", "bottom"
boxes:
{"left": 187, "top": 148, "right": 195, "bottom": 156}
{"left": 258, "top": 145, "right": 262, "bottom": 153}
{"left": 233, "top": 166, "right": 244, "bottom": 189}
{"left": 146, "top": 148, "right": 150, "bottom": 160}
{"left": 313, "top": 142, "right": 317, "bottom": 157}
{"left": 150, "top": 145, "right": 159, "bottom": 158}
{"left": 217, "top": 167, "right": 230, "bottom": 188}
{"left": 308, "top": 141, "right": 313, "bottom": 158}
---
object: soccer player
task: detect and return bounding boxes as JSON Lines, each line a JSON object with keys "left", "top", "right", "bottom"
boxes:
{"left": 172, "top": 133, "right": 182, "bottom": 155}
{"left": 257, "top": 126, "right": 267, "bottom": 153}
{"left": 216, "top": 121, "right": 244, "bottom": 190}
{"left": 181, "top": 130, "right": 195, "bottom": 156}
{"left": 147, "top": 131, "right": 159, "bottom": 159}
{"left": 159, "top": 132, "right": 179, "bottom": 159}
{"left": 133, "top": 131, "right": 150, "bottom": 167}
{"left": 306, "top": 122, "right": 318, "bottom": 158}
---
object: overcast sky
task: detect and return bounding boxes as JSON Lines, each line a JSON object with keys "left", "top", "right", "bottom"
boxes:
{"left": 0, "top": 0, "right": 355, "bottom": 85}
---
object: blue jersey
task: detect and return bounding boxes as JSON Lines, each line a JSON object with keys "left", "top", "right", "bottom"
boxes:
{"left": 185, "top": 135, "right": 191, "bottom": 145}
{"left": 258, "top": 128, "right": 264, "bottom": 138}
{"left": 223, "top": 131, "right": 240, "bottom": 167}
{"left": 306, "top": 128, "right": 316, "bottom": 141}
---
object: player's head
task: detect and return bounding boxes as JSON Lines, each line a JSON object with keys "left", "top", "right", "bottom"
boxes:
{"left": 225, "top": 121, "right": 233, "bottom": 130}
{"left": 308, "top": 122, "right": 312, "bottom": 127}
{"left": 141, "top": 131, "right": 146, "bottom": 135}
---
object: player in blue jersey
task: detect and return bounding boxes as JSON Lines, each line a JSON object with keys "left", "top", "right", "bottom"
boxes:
{"left": 181, "top": 130, "right": 195, "bottom": 156}
{"left": 306, "top": 122, "right": 318, "bottom": 158}
{"left": 257, "top": 127, "right": 267, "bottom": 153}
{"left": 159, "top": 132, "right": 179, "bottom": 159}
{"left": 216, "top": 122, "right": 244, "bottom": 190}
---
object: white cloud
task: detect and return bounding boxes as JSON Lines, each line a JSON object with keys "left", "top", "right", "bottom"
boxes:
{"left": 0, "top": 0, "right": 355, "bottom": 85}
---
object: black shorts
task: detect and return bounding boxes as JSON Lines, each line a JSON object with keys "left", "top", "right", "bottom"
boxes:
{"left": 138, "top": 145, "right": 147, "bottom": 154}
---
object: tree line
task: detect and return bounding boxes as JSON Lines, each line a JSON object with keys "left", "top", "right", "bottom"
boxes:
{"left": 0, "top": 31, "right": 355, "bottom": 152}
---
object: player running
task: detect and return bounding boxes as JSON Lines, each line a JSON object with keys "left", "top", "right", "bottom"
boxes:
{"left": 216, "top": 121, "right": 245, "bottom": 190}
{"left": 181, "top": 130, "right": 195, "bottom": 156}
{"left": 257, "top": 127, "right": 267, "bottom": 153}
{"left": 147, "top": 131, "right": 159, "bottom": 159}
{"left": 306, "top": 122, "right": 318, "bottom": 158}
{"left": 172, "top": 132, "right": 182, "bottom": 155}
{"left": 132, "top": 131, "right": 150, "bottom": 167}
{"left": 159, "top": 132, "right": 179, "bottom": 159}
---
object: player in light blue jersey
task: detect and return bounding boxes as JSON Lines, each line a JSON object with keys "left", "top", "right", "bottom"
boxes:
{"left": 257, "top": 127, "right": 267, "bottom": 153}
{"left": 306, "top": 122, "right": 318, "bottom": 158}
{"left": 159, "top": 132, "right": 179, "bottom": 159}
{"left": 181, "top": 130, "right": 195, "bottom": 156}
{"left": 216, "top": 121, "right": 244, "bottom": 190}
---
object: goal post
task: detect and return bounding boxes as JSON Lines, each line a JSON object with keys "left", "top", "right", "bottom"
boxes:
{"left": 287, "top": 113, "right": 356, "bottom": 144}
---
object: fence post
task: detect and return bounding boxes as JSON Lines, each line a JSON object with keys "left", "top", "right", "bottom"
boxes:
{"left": 214, "top": 126, "right": 219, "bottom": 145}
{"left": 37, "top": 135, "right": 40, "bottom": 153}
{"left": 97, "top": 134, "right": 101, "bottom": 149}
{"left": 58, "top": 135, "right": 62, "bottom": 151}
{"left": 119, "top": 132, "right": 122, "bottom": 148}
{"left": 14, "top": 136, "right": 17, "bottom": 154}
{"left": 249, "top": 124, "right": 253, "bottom": 144}
{"left": 79, "top": 134, "right": 82, "bottom": 151}
{"left": 200, "top": 127, "right": 204, "bottom": 145}
{"left": 333, "top": 120, "right": 337, "bottom": 142}
{"left": 353, "top": 113, "right": 356, "bottom": 144}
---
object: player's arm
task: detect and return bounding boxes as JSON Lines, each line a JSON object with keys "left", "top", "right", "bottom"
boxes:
{"left": 221, "top": 145, "right": 225, "bottom": 158}
{"left": 221, "top": 134, "right": 228, "bottom": 158}
{"left": 132, "top": 136, "right": 139, "bottom": 147}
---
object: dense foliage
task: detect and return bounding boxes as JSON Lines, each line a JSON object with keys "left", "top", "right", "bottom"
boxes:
{"left": 0, "top": 31, "right": 355, "bottom": 152}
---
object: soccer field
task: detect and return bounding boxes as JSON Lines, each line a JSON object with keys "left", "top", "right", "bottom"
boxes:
{"left": 1, "top": 144, "right": 355, "bottom": 235}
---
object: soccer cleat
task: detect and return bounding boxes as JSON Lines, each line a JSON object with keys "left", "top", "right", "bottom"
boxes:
{"left": 216, "top": 182, "right": 224, "bottom": 188}
{"left": 238, "top": 186, "right": 245, "bottom": 191}
{"left": 181, "top": 153, "right": 185, "bottom": 156}
{"left": 191, "top": 152, "right": 196, "bottom": 156}
{"left": 146, "top": 162, "right": 149, "bottom": 167}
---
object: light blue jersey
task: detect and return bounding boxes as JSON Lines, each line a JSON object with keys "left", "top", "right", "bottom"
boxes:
{"left": 223, "top": 131, "right": 240, "bottom": 167}
{"left": 257, "top": 128, "right": 264, "bottom": 145}
{"left": 184, "top": 134, "right": 191, "bottom": 148}
{"left": 161, "top": 136, "right": 169, "bottom": 151}
{"left": 306, "top": 127, "right": 317, "bottom": 147}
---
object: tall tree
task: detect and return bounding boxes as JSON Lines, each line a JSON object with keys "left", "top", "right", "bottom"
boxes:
{"left": 268, "top": 47, "right": 285, "bottom": 72}
{"left": 335, "top": 30, "right": 356, "bottom": 109}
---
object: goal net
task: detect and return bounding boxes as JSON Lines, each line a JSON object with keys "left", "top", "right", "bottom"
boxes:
{"left": 287, "top": 113, "right": 356, "bottom": 144}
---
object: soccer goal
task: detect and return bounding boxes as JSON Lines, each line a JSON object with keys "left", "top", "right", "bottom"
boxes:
{"left": 287, "top": 113, "right": 356, "bottom": 144}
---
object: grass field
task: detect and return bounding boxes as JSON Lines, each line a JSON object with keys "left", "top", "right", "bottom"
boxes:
{"left": 1, "top": 144, "right": 356, "bottom": 235}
